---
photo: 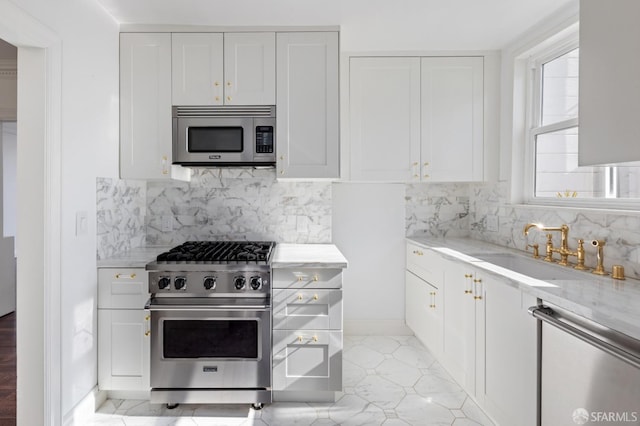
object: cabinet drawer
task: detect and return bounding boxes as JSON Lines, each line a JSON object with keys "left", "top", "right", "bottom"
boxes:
{"left": 273, "top": 289, "right": 342, "bottom": 330}
{"left": 98, "top": 268, "right": 150, "bottom": 309}
{"left": 273, "top": 268, "right": 342, "bottom": 289}
{"left": 273, "top": 329, "right": 342, "bottom": 391}
{"left": 406, "top": 243, "right": 443, "bottom": 287}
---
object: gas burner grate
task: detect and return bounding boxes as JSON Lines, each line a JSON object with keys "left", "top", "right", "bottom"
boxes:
{"left": 156, "top": 241, "right": 275, "bottom": 264}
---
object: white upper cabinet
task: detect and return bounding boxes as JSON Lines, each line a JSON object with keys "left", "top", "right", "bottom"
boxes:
{"left": 349, "top": 56, "right": 484, "bottom": 182}
{"left": 120, "top": 33, "right": 173, "bottom": 179}
{"left": 224, "top": 33, "right": 276, "bottom": 105}
{"left": 276, "top": 32, "right": 339, "bottom": 179}
{"left": 349, "top": 57, "right": 421, "bottom": 181}
{"left": 421, "top": 57, "right": 483, "bottom": 182}
{"left": 579, "top": 0, "right": 640, "bottom": 165}
{"left": 172, "top": 32, "right": 275, "bottom": 106}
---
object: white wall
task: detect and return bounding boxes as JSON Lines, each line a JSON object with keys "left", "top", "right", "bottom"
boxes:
{"left": 332, "top": 183, "right": 409, "bottom": 334}
{"left": 2, "top": 121, "right": 16, "bottom": 238}
{"left": 5, "top": 0, "right": 120, "bottom": 419}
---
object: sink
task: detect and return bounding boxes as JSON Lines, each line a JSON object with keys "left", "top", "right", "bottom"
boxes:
{"left": 472, "top": 253, "right": 583, "bottom": 281}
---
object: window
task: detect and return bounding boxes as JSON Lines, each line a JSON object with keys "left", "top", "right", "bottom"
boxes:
{"left": 527, "top": 42, "right": 640, "bottom": 204}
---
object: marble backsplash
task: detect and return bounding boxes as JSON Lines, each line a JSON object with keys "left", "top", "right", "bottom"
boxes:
{"left": 96, "top": 177, "right": 146, "bottom": 259}
{"left": 469, "top": 181, "right": 640, "bottom": 279}
{"left": 145, "top": 168, "right": 332, "bottom": 246}
{"left": 405, "top": 183, "right": 470, "bottom": 238}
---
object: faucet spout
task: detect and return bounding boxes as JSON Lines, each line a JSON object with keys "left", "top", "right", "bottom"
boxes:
{"left": 523, "top": 223, "right": 542, "bottom": 236}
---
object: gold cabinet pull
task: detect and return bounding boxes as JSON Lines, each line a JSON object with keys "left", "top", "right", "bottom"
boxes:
{"left": 474, "top": 295, "right": 483, "bottom": 300}
{"left": 413, "top": 250, "right": 424, "bottom": 256}
{"left": 464, "top": 274, "right": 472, "bottom": 278}
{"left": 227, "top": 96, "right": 232, "bottom": 102}
{"left": 297, "top": 294, "right": 303, "bottom": 301}
{"left": 412, "top": 162, "right": 418, "bottom": 166}
{"left": 473, "top": 279, "right": 482, "bottom": 283}
{"left": 313, "top": 294, "right": 318, "bottom": 301}
{"left": 424, "top": 162, "right": 430, "bottom": 166}
{"left": 313, "top": 275, "right": 319, "bottom": 282}
{"left": 424, "top": 174, "right": 430, "bottom": 178}
{"left": 116, "top": 273, "right": 137, "bottom": 279}
{"left": 297, "top": 276, "right": 303, "bottom": 281}
{"left": 298, "top": 335, "right": 303, "bottom": 342}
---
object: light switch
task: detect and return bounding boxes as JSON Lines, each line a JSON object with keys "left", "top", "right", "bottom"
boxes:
{"left": 76, "top": 211, "right": 88, "bottom": 236}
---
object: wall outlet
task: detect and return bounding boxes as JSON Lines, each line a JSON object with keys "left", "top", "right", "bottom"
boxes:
{"left": 161, "top": 215, "right": 173, "bottom": 232}
{"left": 486, "top": 215, "right": 499, "bottom": 232}
{"left": 75, "top": 211, "right": 88, "bottom": 236}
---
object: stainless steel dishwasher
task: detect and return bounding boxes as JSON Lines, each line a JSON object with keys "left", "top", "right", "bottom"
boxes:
{"left": 529, "top": 303, "right": 640, "bottom": 426}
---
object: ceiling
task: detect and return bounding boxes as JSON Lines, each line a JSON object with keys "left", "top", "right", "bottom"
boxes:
{"left": 95, "top": 0, "right": 577, "bottom": 51}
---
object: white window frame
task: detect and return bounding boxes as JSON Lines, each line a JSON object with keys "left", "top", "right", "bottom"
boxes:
{"left": 522, "top": 33, "right": 640, "bottom": 210}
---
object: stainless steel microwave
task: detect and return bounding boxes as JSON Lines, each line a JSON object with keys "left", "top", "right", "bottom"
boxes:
{"left": 172, "top": 106, "right": 276, "bottom": 167}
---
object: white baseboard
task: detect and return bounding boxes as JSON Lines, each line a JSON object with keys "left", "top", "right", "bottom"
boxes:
{"left": 344, "top": 319, "right": 412, "bottom": 336}
{"left": 62, "top": 386, "right": 108, "bottom": 426}
{"left": 106, "top": 390, "right": 151, "bottom": 400}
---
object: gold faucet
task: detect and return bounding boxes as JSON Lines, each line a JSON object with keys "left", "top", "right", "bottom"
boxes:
{"left": 523, "top": 223, "right": 585, "bottom": 268}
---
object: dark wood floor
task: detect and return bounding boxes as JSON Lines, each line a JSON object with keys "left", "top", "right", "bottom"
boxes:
{"left": 0, "top": 312, "right": 16, "bottom": 426}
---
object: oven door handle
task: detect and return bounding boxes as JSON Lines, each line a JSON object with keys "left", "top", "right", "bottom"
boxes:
{"left": 145, "top": 302, "right": 271, "bottom": 312}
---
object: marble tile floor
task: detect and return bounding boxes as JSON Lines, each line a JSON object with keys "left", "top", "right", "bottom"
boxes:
{"left": 86, "top": 336, "right": 494, "bottom": 426}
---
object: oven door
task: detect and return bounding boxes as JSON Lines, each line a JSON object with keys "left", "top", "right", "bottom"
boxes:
{"left": 148, "top": 299, "right": 271, "bottom": 390}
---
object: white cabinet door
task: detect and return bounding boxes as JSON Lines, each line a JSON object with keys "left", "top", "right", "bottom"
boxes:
{"left": 273, "top": 330, "right": 342, "bottom": 391}
{"left": 276, "top": 32, "right": 339, "bottom": 179}
{"left": 349, "top": 57, "right": 421, "bottom": 181}
{"left": 224, "top": 33, "right": 275, "bottom": 105}
{"left": 475, "top": 274, "right": 537, "bottom": 426}
{"left": 405, "top": 270, "right": 443, "bottom": 358}
{"left": 120, "top": 33, "right": 173, "bottom": 179}
{"left": 421, "top": 57, "right": 483, "bottom": 182}
{"left": 171, "top": 33, "right": 224, "bottom": 106}
{"left": 441, "top": 261, "right": 476, "bottom": 395}
{"left": 579, "top": 0, "right": 640, "bottom": 165}
{"left": 98, "top": 309, "right": 150, "bottom": 391}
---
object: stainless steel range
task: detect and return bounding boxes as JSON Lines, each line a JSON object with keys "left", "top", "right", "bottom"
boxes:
{"left": 145, "top": 241, "right": 276, "bottom": 409}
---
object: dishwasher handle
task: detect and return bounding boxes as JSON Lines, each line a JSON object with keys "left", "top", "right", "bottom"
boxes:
{"left": 529, "top": 305, "right": 640, "bottom": 370}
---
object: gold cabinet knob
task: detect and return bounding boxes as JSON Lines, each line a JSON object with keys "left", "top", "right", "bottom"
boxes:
{"left": 312, "top": 335, "right": 318, "bottom": 342}
{"left": 413, "top": 174, "right": 419, "bottom": 178}
{"left": 280, "top": 156, "right": 284, "bottom": 160}
{"left": 424, "top": 174, "right": 430, "bottom": 178}
{"left": 214, "top": 81, "right": 220, "bottom": 87}
{"left": 280, "top": 170, "right": 285, "bottom": 175}
{"left": 313, "top": 275, "right": 319, "bottom": 281}
{"left": 227, "top": 81, "right": 232, "bottom": 86}
{"left": 144, "top": 331, "right": 151, "bottom": 336}
{"left": 297, "top": 276, "right": 303, "bottom": 281}
{"left": 313, "top": 294, "right": 318, "bottom": 301}
{"left": 297, "top": 294, "right": 303, "bottom": 300}
{"left": 215, "top": 96, "right": 220, "bottom": 101}
{"left": 145, "top": 315, "right": 150, "bottom": 321}
{"left": 412, "top": 162, "right": 418, "bottom": 166}
{"left": 424, "top": 162, "right": 429, "bottom": 166}
{"left": 227, "top": 96, "right": 232, "bottom": 101}
{"left": 298, "top": 336, "right": 303, "bottom": 342}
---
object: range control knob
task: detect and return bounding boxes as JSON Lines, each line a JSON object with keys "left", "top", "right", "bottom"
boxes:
{"left": 158, "top": 276, "right": 171, "bottom": 290}
{"left": 174, "top": 276, "right": 187, "bottom": 290}
{"left": 203, "top": 276, "right": 216, "bottom": 290}
{"left": 250, "top": 276, "right": 263, "bottom": 290}
{"left": 234, "top": 276, "right": 246, "bottom": 290}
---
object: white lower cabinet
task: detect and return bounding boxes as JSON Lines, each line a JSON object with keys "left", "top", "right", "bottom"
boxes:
{"left": 272, "top": 330, "right": 342, "bottom": 391}
{"left": 405, "top": 242, "right": 537, "bottom": 426}
{"left": 272, "top": 265, "right": 344, "bottom": 401}
{"left": 98, "top": 267, "right": 151, "bottom": 392}
{"left": 98, "top": 309, "right": 150, "bottom": 391}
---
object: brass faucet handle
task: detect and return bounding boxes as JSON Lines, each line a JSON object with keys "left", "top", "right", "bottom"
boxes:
{"left": 526, "top": 243, "right": 540, "bottom": 259}
{"left": 574, "top": 239, "right": 589, "bottom": 270}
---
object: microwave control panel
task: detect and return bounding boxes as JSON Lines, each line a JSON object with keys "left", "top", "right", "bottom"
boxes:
{"left": 255, "top": 126, "right": 274, "bottom": 154}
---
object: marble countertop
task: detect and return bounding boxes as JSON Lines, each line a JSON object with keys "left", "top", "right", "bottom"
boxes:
{"left": 272, "top": 243, "right": 348, "bottom": 268}
{"left": 97, "top": 246, "right": 171, "bottom": 268}
{"left": 408, "top": 236, "right": 640, "bottom": 341}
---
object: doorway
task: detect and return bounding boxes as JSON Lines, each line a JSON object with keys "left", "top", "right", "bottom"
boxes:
{"left": 0, "top": 2, "right": 63, "bottom": 423}
{"left": 0, "top": 36, "right": 17, "bottom": 425}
